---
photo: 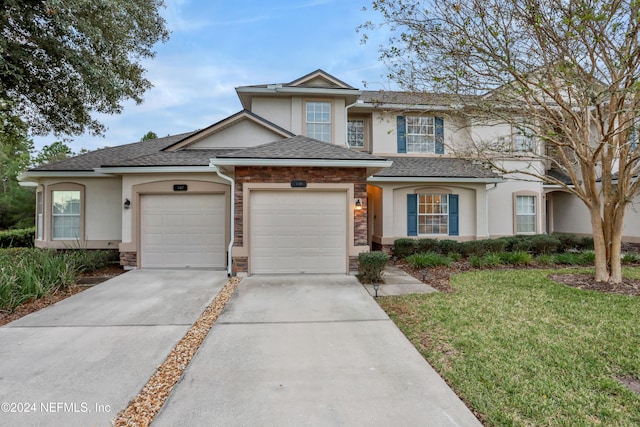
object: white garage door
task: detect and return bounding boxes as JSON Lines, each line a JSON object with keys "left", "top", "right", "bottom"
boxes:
{"left": 250, "top": 191, "right": 347, "bottom": 274}
{"left": 141, "top": 194, "right": 226, "bottom": 268}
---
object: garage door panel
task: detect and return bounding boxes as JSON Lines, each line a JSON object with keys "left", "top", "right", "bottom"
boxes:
{"left": 141, "top": 194, "right": 226, "bottom": 268}
{"left": 250, "top": 191, "right": 347, "bottom": 274}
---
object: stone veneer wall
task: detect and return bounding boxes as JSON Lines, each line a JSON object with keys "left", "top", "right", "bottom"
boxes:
{"left": 233, "top": 166, "right": 368, "bottom": 273}
{"left": 120, "top": 252, "right": 137, "bottom": 268}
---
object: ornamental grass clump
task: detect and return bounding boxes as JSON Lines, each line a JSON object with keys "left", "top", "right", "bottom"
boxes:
{"left": 405, "top": 252, "right": 452, "bottom": 268}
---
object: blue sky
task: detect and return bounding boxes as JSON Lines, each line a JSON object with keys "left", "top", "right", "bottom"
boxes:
{"left": 33, "top": 0, "right": 391, "bottom": 153}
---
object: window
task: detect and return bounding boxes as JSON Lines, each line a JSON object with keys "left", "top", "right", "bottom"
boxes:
{"left": 347, "top": 119, "right": 365, "bottom": 148}
{"left": 418, "top": 194, "right": 448, "bottom": 235}
{"left": 407, "top": 116, "right": 435, "bottom": 153}
{"left": 513, "top": 123, "right": 535, "bottom": 152}
{"left": 306, "top": 101, "right": 331, "bottom": 142}
{"left": 516, "top": 195, "right": 536, "bottom": 233}
{"left": 36, "top": 191, "right": 43, "bottom": 240}
{"left": 52, "top": 191, "right": 81, "bottom": 239}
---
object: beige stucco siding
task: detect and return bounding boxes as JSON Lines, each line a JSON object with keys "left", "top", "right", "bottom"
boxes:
{"left": 251, "top": 97, "right": 292, "bottom": 131}
{"left": 369, "top": 111, "right": 470, "bottom": 155}
{"left": 35, "top": 177, "right": 122, "bottom": 249}
{"left": 188, "top": 120, "right": 286, "bottom": 148}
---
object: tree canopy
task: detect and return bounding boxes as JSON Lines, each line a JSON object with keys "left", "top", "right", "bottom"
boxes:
{"left": 0, "top": 0, "right": 169, "bottom": 137}
{"left": 362, "top": 0, "right": 640, "bottom": 283}
{"left": 140, "top": 131, "right": 158, "bottom": 141}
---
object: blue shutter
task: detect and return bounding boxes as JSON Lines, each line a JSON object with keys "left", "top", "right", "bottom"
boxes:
{"left": 407, "top": 194, "right": 417, "bottom": 236}
{"left": 397, "top": 116, "right": 407, "bottom": 153}
{"left": 435, "top": 117, "right": 444, "bottom": 154}
{"left": 448, "top": 194, "right": 459, "bottom": 236}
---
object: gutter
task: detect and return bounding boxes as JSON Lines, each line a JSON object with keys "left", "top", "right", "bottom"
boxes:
{"left": 368, "top": 176, "right": 504, "bottom": 183}
{"left": 211, "top": 164, "right": 235, "bottom": 277}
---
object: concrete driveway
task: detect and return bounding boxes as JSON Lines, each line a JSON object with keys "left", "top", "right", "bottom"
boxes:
{"left": 0, "top": 269, "right": 227, "bottom": 427}
{"left": 155, "top": 275, "right": 481, "bottom": 427}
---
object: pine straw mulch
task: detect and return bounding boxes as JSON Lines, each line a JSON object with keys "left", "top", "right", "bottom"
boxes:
{"left": 399, "top": 261, "right": 640, "bottom": 297}
{"left": 0, "top": 265, "right": 125, "bottom": 327}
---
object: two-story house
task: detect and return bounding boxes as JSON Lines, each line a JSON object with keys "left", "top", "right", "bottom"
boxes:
{"left": 21, "top": 69, "right": 629, "bottom": 275}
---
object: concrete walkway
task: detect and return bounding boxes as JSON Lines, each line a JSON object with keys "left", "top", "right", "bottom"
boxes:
{"left": 155, "top": 275, "right": 481, "bottom": 427}
{"left": 363, "top": 264, "right": 437, "bottom": 297}
{"left": 0, "top": 270, "right": 227, "bottom": 427}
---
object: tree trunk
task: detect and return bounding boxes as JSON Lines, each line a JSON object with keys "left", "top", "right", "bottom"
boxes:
{"left": 608, "top": 207, "right": 625, "bottom": 284}
{"left": 590, "top": 207, "right": 611, "bottom": 283}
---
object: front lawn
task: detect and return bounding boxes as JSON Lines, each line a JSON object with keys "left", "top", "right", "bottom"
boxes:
{"left": 380, "top": 268, "right": 640, "bottom": 426}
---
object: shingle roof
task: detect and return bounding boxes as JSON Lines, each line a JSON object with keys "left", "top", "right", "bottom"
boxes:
{"left": 30, "top": 132, "right": 197, "bottom": 171}
{"left": 101, "top": 149, "right": 239, "bottom": 167}
{"left": 359, "top": 90, "right": 478, "bottom": 107}
{"left": 216, "top": 135, "right": 387, "bottom": 161}
{"left": 372, "top": 157, "right": 499, "bottom": 179}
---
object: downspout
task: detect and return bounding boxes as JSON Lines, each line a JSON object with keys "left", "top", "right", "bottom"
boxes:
{"left": 485, "top": 183, "right": 499, "bottom": 238}
{"left": 212, "top": 164, "right": 234, "bottom": 277}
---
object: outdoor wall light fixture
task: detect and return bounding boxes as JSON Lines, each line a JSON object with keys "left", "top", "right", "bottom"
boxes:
{"left": 373, "top": 282, "right": 380, "bottom": 298}
{"left": 123, "top": 198, "right": 131, "bottom": 209}
{"left": 355, "top": 198, "right": 363, "bottom": 210}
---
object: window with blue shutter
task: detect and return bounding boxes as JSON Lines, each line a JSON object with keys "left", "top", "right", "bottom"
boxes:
{"left": 410, "top": 193, "right": 459, "bottom": 236}
{"left": 407, "top": 194, "right": 417, "bottom": 236}
{"left": 435, "top": 117, "right": 444, "bottom": 154}
{"left": 448, "top": 194, "right": 459, "bottom": 236}
{"left": 397, "top": 116, "right": 407, "bottom": 153}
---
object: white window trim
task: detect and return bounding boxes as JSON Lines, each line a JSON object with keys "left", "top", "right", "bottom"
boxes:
{"left": 304, "top": 100, "right": 332, "bottom": 143}
{"left": 418, "top": 193, "right": 449, "bottom": 235}
{"left": 407, "top": 116, "right": 436, "bottom": 154}
{"left": 513, "top": 192, "right": 537, "bottom": 235}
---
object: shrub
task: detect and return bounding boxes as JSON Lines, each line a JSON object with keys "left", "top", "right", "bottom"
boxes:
{"left": 448, "top": 252, "right": 463, "bottom": 262}
{"left": 358, "top": 251, "right": 390, "bottom": 283}
{"left": 499, "top": 251, "right": 533, "bottom": 265}
{"left": 461, "top": 240, "right": 485, "bottom": 257}
{"left": 579, "top": 251, "right": 595, "bottom": 265}
{"left": 622, "top": 253, "right": 640, "bottom": 264}
{"left": 469, "top": 255, "right": 486, "bottom": 268}
{"left": 553, "top": 252, "right": 582, "bottom": 265}
{"left": 554, "top": 233, "right": 581, "bottom": 252}
{"left": 405, "top": 252, "right": 452, "bottom": 268}
{"left": 511, "top": 237, "right": 534, "bottom": 253}
{"left": 437, "top": 239, "right": 461, "bottom": 255}
{"left": 531, "top": 235, "right": 561, "bottom": 255}
{"left": 579, "top": 236, "right": 595, "bottom": 251}
{"left": 416, "top": 238, "right": 438, "bottom": 254}
{"left": 482, "top": 253, "right": 503, "bottom": 267}
{"left": 393, "top": 239, "right": 416, "bottom": 258}
{"left": 0, "top": 227, "right": 35, "bottom": 248}
{"left": 535, "top": 254, "right": 556, "bottom": 266}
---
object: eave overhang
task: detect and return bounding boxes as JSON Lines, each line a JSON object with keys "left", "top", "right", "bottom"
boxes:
{"left": 368, "top": 176, "right": 505, "bottom": 183}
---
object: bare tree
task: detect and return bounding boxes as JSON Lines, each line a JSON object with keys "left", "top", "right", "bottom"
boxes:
{"left": 362, "top": 0, "right": 640, "bottom": 284}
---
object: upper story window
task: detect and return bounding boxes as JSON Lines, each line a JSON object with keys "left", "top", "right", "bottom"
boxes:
{"left": 52, "top": 190, "right": 81, "bottom": 239}
{"left": 397, "top": 116, "right": 444, "bottom": 154}
{"left": 407, "top": 117, "right": 435, "bottom": 153}
{"left": 306, "top": 101, "right": 331, "bottom": 142}
{"left": 348, "top": 119, "right": 365, "bottom": 148}
{"left": 512, "top": 123, "right": 536, "bottom": 152}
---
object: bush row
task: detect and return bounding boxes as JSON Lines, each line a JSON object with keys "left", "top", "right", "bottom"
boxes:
{"left": 394, "top": 234, "right": 595, "bottom": 258}
{"left": 0, "top": 249, "right": 119, "bottom": 311}
{"left": 0, "top": 227, "right": 35, "bottom": 248}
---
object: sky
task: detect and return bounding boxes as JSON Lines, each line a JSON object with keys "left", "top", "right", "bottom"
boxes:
{"left": 32, "top": 0, "right": 392, "bottom": 153}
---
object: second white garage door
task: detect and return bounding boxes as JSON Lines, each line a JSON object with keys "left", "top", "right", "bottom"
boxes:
{"left": 141, "top": 194, "right": 226, "bottom": 268}
{"left": 250, "top": 191, "right": 347, "bottom": 274}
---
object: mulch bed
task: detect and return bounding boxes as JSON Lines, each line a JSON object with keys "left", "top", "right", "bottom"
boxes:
{"left": 0, "top": 264, "right": 125, "bottom": 327}
{"left": 549, "top": 273, "right": 640, "bottom": 296}
{"left": 399, "top": 261, "right": 640, "bottom": 297}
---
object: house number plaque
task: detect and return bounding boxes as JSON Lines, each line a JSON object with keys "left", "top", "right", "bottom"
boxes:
{"left": 290, "top": 180, "right": 307, "bottom": 188}
{"left": 173, "top": 184, "right": 188, "bottom": 191}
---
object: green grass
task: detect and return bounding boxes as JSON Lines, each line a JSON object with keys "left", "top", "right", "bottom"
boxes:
{"left": 379, "top": 268, "right": 640, "bottom": 426}
{"left": 0, "top": 248, "right": 118, "bottom": 311}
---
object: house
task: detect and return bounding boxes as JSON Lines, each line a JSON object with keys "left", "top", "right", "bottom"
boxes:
{"left": 21, "top": 69, "right": 635, "bottom": 275}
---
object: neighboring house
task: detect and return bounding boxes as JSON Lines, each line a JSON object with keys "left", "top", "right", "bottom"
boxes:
{"left": 21, "top": 69, "right": 631, "bottom": 275}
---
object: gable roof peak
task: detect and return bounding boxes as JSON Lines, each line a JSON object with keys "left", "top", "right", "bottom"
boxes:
{"left": 286, "top": 69, "right": 356, "bottom": 89}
